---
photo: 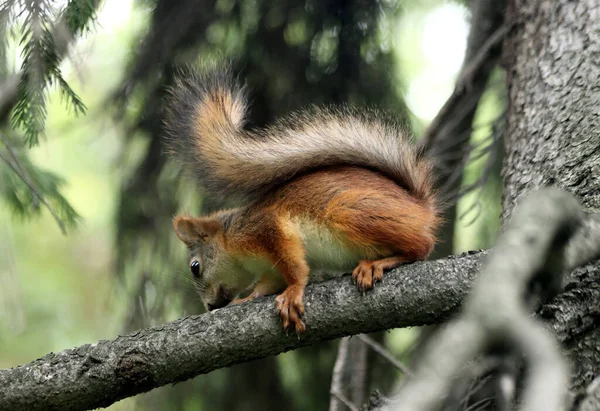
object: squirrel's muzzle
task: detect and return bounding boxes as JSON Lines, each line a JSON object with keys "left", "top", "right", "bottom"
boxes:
{"left": 207, "top": 285, "right": 232, "bottom": 311}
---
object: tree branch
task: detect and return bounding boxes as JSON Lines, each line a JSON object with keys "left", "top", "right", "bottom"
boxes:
{"left": 0, "top": 253, "right": 484, "bottom": 411}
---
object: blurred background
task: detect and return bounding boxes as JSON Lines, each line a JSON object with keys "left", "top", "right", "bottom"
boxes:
{"left": 0, "top": 0, "right": 504, "bottom": 409}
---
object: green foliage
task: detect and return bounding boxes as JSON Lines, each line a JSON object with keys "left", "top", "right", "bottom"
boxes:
{"left": 0, "top": 135, "right": 79, "bottom": 233}
{"left": 0, "top": 0, "right": 99, "bottom": 232}
{"left": 6, "top": 0, "right": 91, "bottom": 146}
{"left": 62, "top": 0, "right": 100, "bottom": 35}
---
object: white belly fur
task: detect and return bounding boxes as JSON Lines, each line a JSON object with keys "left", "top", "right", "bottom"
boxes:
{"left": 236, "top": 218, "right": 363, "bottom": 284}
{"left": 293, "top": 217, "right": 362, "bottom": 279}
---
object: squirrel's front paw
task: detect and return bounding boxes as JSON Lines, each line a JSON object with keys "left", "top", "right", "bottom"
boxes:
{"left": 352, "top": 260, "right": 384, "bottom": 293}
{"left": 275, "top": 286, "right": 306, "bottom": 333}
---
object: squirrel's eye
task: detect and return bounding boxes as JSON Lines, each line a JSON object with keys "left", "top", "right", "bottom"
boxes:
{"left": 190, "top": 260, "right": 200, "bottom": 278}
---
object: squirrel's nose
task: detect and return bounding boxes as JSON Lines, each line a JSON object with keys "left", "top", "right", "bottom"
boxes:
{"left": 207, "top": 286, "right": 232, "bottom": 311}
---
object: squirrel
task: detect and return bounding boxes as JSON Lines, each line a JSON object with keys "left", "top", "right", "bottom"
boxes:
{"left": 163, "top": 66, "right": 441, "bottom": 333}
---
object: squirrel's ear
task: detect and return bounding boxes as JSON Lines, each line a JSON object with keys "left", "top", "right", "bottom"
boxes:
{"left": 173, "top": 216, "right": 222, "bottom": 246}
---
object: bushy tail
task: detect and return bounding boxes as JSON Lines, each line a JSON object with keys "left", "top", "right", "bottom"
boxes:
{"left": 164, "top": 66, "right": 435, "bottom": 202}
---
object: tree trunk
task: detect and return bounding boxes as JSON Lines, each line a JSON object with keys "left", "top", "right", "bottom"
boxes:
{"left": 503, "top": 0, "right": 600, "bottom": 392}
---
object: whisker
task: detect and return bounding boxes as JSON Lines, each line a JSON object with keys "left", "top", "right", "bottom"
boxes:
{"left": 158, "top": 270, "right": 197, "bottom": 290}
{"left": 270, "top": 258, "right": 282, "bottom": 270}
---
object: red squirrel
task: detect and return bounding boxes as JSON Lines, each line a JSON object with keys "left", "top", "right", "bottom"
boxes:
{"left": 164, "top": 66, "right": 440, "bottom": 333}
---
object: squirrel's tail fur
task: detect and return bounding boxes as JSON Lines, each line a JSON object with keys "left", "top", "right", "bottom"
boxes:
{"left": 164, "top": 66, "right": 435, "bottom": 202}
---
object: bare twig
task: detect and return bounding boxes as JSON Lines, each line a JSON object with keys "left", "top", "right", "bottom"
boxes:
{"left": 386, "top": 188, "right": 590, "bottom": 411}
{"left": 331, "top": 390, "right": 359, "bottom": 411}
{"left": 357, "top": 334, "right": 412, "bottom": 376}
{"left": 454, "top": 24, "right": 512, "bottom": 94}
{"left": 419, "top": 0, "right": 509, "bottom": 259}
{"left": 330, "top": 337, "right": 352, "bottom": 411}
{"left": 348, "top": 336, "right": 369, "bottom": 408}
{"left": 330, "top": 336, "right": 368, "bottom": 411}
{"left": 421, "top": 0, "right": 508, "bottom": 152}
{"left": 464, "top": 396, "right": 494, "bottom": 411}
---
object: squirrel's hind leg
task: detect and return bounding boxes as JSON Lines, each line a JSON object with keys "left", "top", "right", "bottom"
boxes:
{"left": 324, "top": 188, "right": 437, "bottom": 294}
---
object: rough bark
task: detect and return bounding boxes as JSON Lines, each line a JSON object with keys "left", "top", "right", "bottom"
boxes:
{"left": 503, "top": 0, "right": 600, "bottom": 217}
{"left": 503, "top": 0, "right": 600, "bottom": 393}
{"left": 0, "top": 253, "right": 484, "bottom": 411}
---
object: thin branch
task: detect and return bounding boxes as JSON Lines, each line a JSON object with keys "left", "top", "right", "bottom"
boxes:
{"left": 348, "top": 336, "right": 369, "bottom": 408}
{"left": 330, "top": 337, "right": 354, "bottom": 411}
{"left": 421, "top": 0, "right": 508, "bottom": 151}
{"left": 464, "top": 397, "right": 494, "bottom": 411}
{"left": 454, "top": 24, "right": 512, "bottom": 95}
{"left": 331, "top": 391, "right": 359, "bottom": 411}
{"left": 385, "top": 188, "right": 590, "bottom": 411}
{"left": 357, "top": 334, "right": 412, "bottom": 376}
{"left": 419, "top": 0, "right": 509, "bottom": 219}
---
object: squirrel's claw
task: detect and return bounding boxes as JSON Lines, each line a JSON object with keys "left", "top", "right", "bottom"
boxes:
{"left": 352, "top": 260, "right": 384, "bottom": 293}
{"left": 276, "top": 286, "right": 306, "bottom": 334}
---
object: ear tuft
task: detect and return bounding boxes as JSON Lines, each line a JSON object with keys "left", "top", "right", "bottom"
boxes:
{"left": 173, "top": 216, "right": 222, "bottom": 247}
